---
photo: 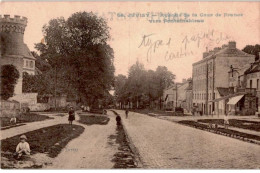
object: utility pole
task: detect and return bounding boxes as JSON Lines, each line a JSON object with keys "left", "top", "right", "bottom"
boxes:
{"left": 176, "top": 84, "right": 178, "bottom": 108}
{"left": 212, "top": 59, "right": 215, "bottom": 117}
{"left": 206, "top": 62, "right": 208, "bottom": 115}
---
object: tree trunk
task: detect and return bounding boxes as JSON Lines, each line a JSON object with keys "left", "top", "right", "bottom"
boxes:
{"left": 159, "top": 97, "right": 162, "bottom": 110}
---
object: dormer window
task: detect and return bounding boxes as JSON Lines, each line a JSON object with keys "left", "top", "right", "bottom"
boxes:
{"left": 30, "top": 61, "right": 34, "bottom": 68}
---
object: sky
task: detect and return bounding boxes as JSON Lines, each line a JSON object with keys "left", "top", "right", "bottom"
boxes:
{"left": 1, "top": 2, "right": 259, "bottom": 82}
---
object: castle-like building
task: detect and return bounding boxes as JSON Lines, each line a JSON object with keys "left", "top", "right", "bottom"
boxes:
{"left": 0, "top": 14, "right": 36, "bottom": 96}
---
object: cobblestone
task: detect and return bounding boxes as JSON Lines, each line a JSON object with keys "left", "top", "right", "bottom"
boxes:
{"left": 115, "top": 110, "right": 260, "bottom": 169}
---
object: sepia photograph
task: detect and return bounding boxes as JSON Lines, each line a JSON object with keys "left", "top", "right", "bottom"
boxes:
{"left": 0, "top": 0, "right": 259, "bottom": 170}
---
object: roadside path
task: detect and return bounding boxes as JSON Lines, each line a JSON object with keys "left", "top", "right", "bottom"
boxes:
{"left": 0, "top": 113, "right": 67, "bottom": 140}
{"left": 47, "top": 111, "right": 118, "bottom": 169}
{"left": 115, "top": 110, "right": 260, "bottom": 169}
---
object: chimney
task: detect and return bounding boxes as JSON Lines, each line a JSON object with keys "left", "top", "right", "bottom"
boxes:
{"left": 222, "top": 44, "right": 228, "bottom": 49}
{"left": 203, "top": 47, "right": 209, "bottom": 58}
{"left": 214, "top": 47, "right": 221, "bottom": 52}
{"left": 228, "top": 41, "right": 236, "bottom": 49}
{"left": 203, "top": 52, "right": 209, "bottom": 58}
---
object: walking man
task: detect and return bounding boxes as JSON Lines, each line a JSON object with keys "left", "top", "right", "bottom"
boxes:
{"left": 125, "top": 109, "right": 129, "bottom": 119}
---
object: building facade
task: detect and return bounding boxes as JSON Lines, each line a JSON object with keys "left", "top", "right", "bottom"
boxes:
{"left": 192, "top": 41, "right": 255, "bottom": 115}
{"left": 240, "top": 58, "right": 260, "bottom": 112}
{"left": 0, "top": 15, "right": 36, "bottom": 95}
{"left": 185, "top": 80, "right": 193, "bottom": 113}
{"left": 163, "top": 79, "right": 190, "bottom": 112}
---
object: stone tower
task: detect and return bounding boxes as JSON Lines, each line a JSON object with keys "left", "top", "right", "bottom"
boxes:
{"left": 0, "top": 15, "right": 35, "bottom": 95}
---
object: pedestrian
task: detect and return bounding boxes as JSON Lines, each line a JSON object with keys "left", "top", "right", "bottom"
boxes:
{"left": 81, "top": 105, "right": 84, "bottom": 111}
{"left": 68, "top": 107, "right": 75, "bottom": 126}
{"left": 116, "top": 115, "right": 121, "bottom": 126}
{"left": 224, "top": 114, "right": 229, "bottom": 129}
{"left": 125, "top": 109, "right": 129, "bottom": 119}
{"left": 13, "top": 135, "right": 30, "bottom": 159}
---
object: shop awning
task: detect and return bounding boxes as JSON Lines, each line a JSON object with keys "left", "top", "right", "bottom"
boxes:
{"left": 227, "top": 95, "right": 244, "bottom": 105}
{"left": 210, "top": 92, "right": 246, "bottom": 103}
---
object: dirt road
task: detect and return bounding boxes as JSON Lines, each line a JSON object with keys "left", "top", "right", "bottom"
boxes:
{"left": 47, "top": 112, "right": 119, "bottom": 169}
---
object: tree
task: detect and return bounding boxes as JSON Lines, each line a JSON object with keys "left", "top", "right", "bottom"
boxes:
{"left": 22, "top": 72, "right": 51, "bottom": 95}
{"left": 35, "top": 12, "right": 115, "bottom": 107}
{"left": 114, "top": 62, "right": 175, "bottom": 109}
{"left": 0, "top": 65, "right": 20, "bottom": 100}
{"left": 242, "top": 44, "right": 260, "bottom": 61}
{"left": 114, "top": 74, "right": 128, "bottom": 107}
{"left": 31, "top": 51, "right": 51, "bottom": 73}
{"left": 145, "top": 70, "right": 160, "bottom": 106}
{"left": 127, "top": 61, "right": 147, "bottom": 108}
{"left": 155, "top": 66, "right": 175, "bottom": 109}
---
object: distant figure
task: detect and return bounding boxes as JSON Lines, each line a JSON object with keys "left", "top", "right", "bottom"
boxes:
{"left": 116, "top": 115, "right": 121, "bottom": 126}
{"left": 81, "top": 105, "right": 84, "bottom": 111}
{"left": 103, "top": 109, "right": 107, "bottom": 115}
{"left": 125, "top": 109, "right": 129, "bottom": 119}
{"left": 224, "top": 114, "right": 229, "bottom": 129}
{"left": 10, "top": 116, "right": 17, "bottom": 124}
{"left": 68, "top": 107, "right": 75, "bottom": 126}
{"left": 13, "top": 135, "right": 30, "bottom": 159}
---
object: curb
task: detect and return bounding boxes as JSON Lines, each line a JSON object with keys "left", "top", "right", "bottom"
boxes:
{"left": 110, "top": 110, "right": 144, "bottom": 168}
{"left": 121, "top": 120, "right": 144, "bottom": 168}
{"left": 1, "top": 123, "right": 26, "bottom": 130}
{"left": 179, "top": 123, "right": 260, "bottom": 146}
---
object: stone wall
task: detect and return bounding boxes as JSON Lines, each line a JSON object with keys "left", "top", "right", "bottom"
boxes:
{"left": 48, "top": 95, "right": 67, "bottom": 108}
{"left": 0, "top": 100, "right": 20, "bottom": 117}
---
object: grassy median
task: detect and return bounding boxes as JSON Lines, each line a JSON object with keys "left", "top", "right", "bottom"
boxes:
{"left": 0, "top": 113, "right": 53, "bottom": 129}
{"left": 197, "top": 119, "right": 260, "bottom": 132}
{"left": 78, "top": 114, "right": 110, "bottom": 125}
{"left": 1, "top": 124, "right": 85, "bottom": 160}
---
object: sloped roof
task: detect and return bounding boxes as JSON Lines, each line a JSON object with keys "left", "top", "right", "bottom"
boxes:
{"left": 185, "top": 84, "right": 192, "bottom": 90}
{"left": 193, "top": 44, "right": 254, "bottom": 66}
{"left": 35, "top": 67, "right": 42, "bottom": 75}
{"left": 185, "top": 80, "right": 192, "bottom": 90}
{"left": 244, "top": 61, "right": 260, "bottom": 74}
{"left": 215, "top": 47, "right": 253, "bottom": 57}
{"left": 165, "top": 82, "right": 183, "bottom": 91}
{"left": 216, "top": 87, "right": 234, "bottom": 97}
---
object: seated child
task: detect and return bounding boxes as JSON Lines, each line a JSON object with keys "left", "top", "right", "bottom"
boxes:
{"left": 14, "top": 135, "right": 30, "bottom": 159}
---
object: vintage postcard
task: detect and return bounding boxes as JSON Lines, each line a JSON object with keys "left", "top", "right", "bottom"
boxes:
{"left": 0, "top": 0, "right": 259, "bottom": 169}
